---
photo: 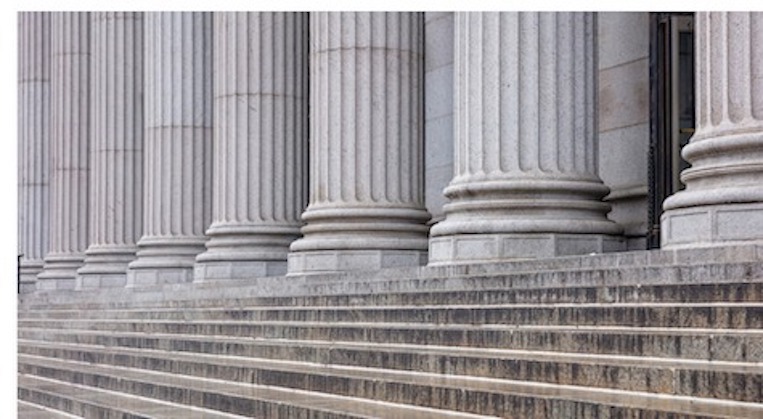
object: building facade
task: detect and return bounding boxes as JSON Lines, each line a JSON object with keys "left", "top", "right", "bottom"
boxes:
{"left": 18, "top": 11, "right": 763, "bottom": 292}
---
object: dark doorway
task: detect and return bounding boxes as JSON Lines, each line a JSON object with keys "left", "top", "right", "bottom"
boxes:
{"left": 647, "top": 12, "right": 695, "bottom": 249}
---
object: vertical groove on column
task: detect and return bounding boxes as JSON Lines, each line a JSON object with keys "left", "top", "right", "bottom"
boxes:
{"left": 288, "top": 12, "right": 430, "bottom": 274}
{"left": 38, "top": 12, "right": 90, "bottom": 289}
{"left": 18, "top": 12, "right": 51, "bottom": 291}
{"left": 127, "top": 12, "right": 212, "bottom": 286}
{"left": 77, "top": 13, "right": 143, "bottom": 288}
{"left": 194, "top": 13, "right": 308, "bottom": 281}
{"left": 429, "top": 12, "right": 621, "bottom": 265}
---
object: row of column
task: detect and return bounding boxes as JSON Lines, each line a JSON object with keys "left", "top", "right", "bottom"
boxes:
{"left": 18, "top": 12, "right": 763, "bottom": 291}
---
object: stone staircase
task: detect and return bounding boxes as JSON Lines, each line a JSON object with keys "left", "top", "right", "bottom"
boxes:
{"left": 18, "top": 246, "right": 763, "bottom": 418}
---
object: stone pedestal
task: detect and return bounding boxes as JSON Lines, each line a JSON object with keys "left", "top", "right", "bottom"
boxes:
{"left": 77, "top": 13, "right": 144, "bottom": 289}
{"left": 38, "top": 12, "right": 90, "bottom": 290}
{"left": 18, "top": 13, "right": 51, "bottom": 293}
{"left": 661, "top": 12, "right": 763, "bottom": 248}
{"left": 429, "top": 12, "right": 623, "bottom": 265}
{"left": 194, "top": 12, "right": 308, "bottom": 282}
{"left": 288, "top": 12, "right": 430, "bottom": 274}
{"left": 127, "top": 12, "right": 212, "bottom": 287}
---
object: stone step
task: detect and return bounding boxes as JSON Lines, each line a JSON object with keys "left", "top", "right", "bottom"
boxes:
{"left": 18, "top": 302, "right": 763, "bottom": 329}
{"left": 18, "top": 374, "right": 251, "bottom": 418}
{"left": 22, "top": 281, "right": 763, "bottom": 316}
{"left": 18, "top": 355, "right": 499, "bottom": 419}
{"left": 17, "top": 400, "right": 80, "bottom": 419}
{"left": 18, "top": 352, "right": 762, "bottom": 418}
{"left": 20, "top": 258, "right": 763, "bottom": 311}
{"left": 18, "top": 320, "right": 763, "bottom": 361}
{"left": 18, "top": 338, "right": 763, "bottom": 403}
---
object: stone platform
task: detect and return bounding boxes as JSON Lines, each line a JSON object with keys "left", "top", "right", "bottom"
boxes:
{"left": 18, "top": 245, "right": 763, "bottom": 417}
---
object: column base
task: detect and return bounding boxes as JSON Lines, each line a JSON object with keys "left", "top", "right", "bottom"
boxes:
{"left": 76, "top": 245, "right": 136, "bottom": 289}
{"left": 126, "top": 236, "right": 205, "bottom": 288}
{"left": 19, "top": 260, "right": 43, "bottom": 293}
{"left": 428, "top": 233, "right": 625, "bottom": 265}
{"left": 37, "top": 253, "right": 84, "bottom": 291}
{"left": 661, "top": 202, "right": 763, "bottom": 249}
{"left": 194, "top": 260, "right": 287, "bottom": 282}
{"left": 287, "top": 249, "right": 428, "bottom": 275}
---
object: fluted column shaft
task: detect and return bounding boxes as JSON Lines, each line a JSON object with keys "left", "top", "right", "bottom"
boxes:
{"left": 429, "top": 12, "right": 622, "bottom": 264}
{"left": 77, "top": 13, "right": 144, "bottom": 289}
{"left": 18, "top": 13, "right": 51, "bottom": 292}
{"left": 288, "top": 12, "right": 430, "bottom": 274}
{"left": 194, "top": 12, "right": 308, "bottom": 281}
{"left": 127, "top": 12, "right": 212, "bottom": 287}
{"left": 661, "top": 12, "right": 763, "bottom": 247}
{"left": 38, "top": 12, "right": 90, "bottom": 290}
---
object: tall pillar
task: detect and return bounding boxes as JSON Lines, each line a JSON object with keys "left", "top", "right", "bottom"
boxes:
{"left": 429, "top": 12, "right": 623, "bottom": 265}
{"left": 38, "top": 12, "right": 90, "bottom": 290}
{"left": 126, "top": 12, "right": 212, "bottom": 287}
{"left": 76, "top": 13, "right": 144, "bottom": 289}
{"left": 194, "top": 12, "right": 308, "bottom": 281}
{"left": 18, "top": 12, "right": 51, "bottom": 293}
{"left": 661, "top": 12, "right": 763, "bottom": 248}
{"left": 288, "top": 12, "right": 430, "bottom": 274}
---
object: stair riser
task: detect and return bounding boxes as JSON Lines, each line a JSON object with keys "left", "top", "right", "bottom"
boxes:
{"left": 19, "top": 306, "right": 763, "bottom": 329}
{"left": 18, "top": 323, "right": 762, "bottom": 361}
{"left": 19, "top": 344, "right": 763, "bottom": 403}
{"left": 19, "top": 362, "right": 725, "bottom": 419}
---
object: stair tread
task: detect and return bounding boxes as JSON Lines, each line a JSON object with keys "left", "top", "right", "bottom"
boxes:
{"left": 17, "top": 400, "right": 80, "bottom": 419}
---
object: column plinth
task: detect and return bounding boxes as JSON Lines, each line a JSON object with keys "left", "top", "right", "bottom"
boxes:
{"left": 287, "top": 12, "right": 430, "bottom": 274}
{"left": 429, "top": 12, "right": 623, "bottom": 265}
{"left": 661, "top": 13, "right": 763, "bottom": 248}
{"left": 127, "top": 12, "right": 212, "bottom": 287}
{"left": 77, "top": 12, "right": 144, "bottom": 289}
{"left": 194, "top": 12, "right": 308, "bottom": 282}
{"left": 38, "top": 12, "right": 90, "bottom": 290}
{"left": 18, "top": 12, "right": 51, "bottom": 292}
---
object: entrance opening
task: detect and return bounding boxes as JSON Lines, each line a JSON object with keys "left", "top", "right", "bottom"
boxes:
{"left": 647, "top": 13, "right": 695, "bottom": 249}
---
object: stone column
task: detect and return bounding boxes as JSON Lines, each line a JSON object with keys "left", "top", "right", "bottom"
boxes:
{"left": 76, "top": 13, "right": 144, "bottom": 289}
{"left": 38, "top": 12, "right": 90, "bottom": 290}
{"left": 288, "top": 12, "right": 430, "bottom": 274}
{"left": 661, "top": 12, "right": 763, "bottom": 248}
{"left": 126, "top": 12, "right": 212, "bottom": 287}
{"left": 429, "top": 12, "right": 623, "bottom": 265}
{"left": 194, "top": 12, "right": 308, "bottom": 281}
{"left": 18, "top": 12, "right": 51, "bottom": 293}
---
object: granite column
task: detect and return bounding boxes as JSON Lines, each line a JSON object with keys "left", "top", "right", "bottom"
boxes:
{"left": 38, "top": 12, "right": 90, "bottom": 290}
{"left": 18, "top": 12, "right": 51, "bottom": 292}
{"left": 195, "top": 12, "right": 308, "bottom": 281}
{"left": 77, "top": 12, "right": 144, "bottom": 289}
{"left": 288, "top": 12, "right": 430, "bottom": 274}
{"left": 127, "top": 12, "right": 213, "bottom": 286}
{"left": 661, "top": 12, "right": 763, "bottom": 247}
{"left": 429, "top": 12, "right": 623, "bottom": 264}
